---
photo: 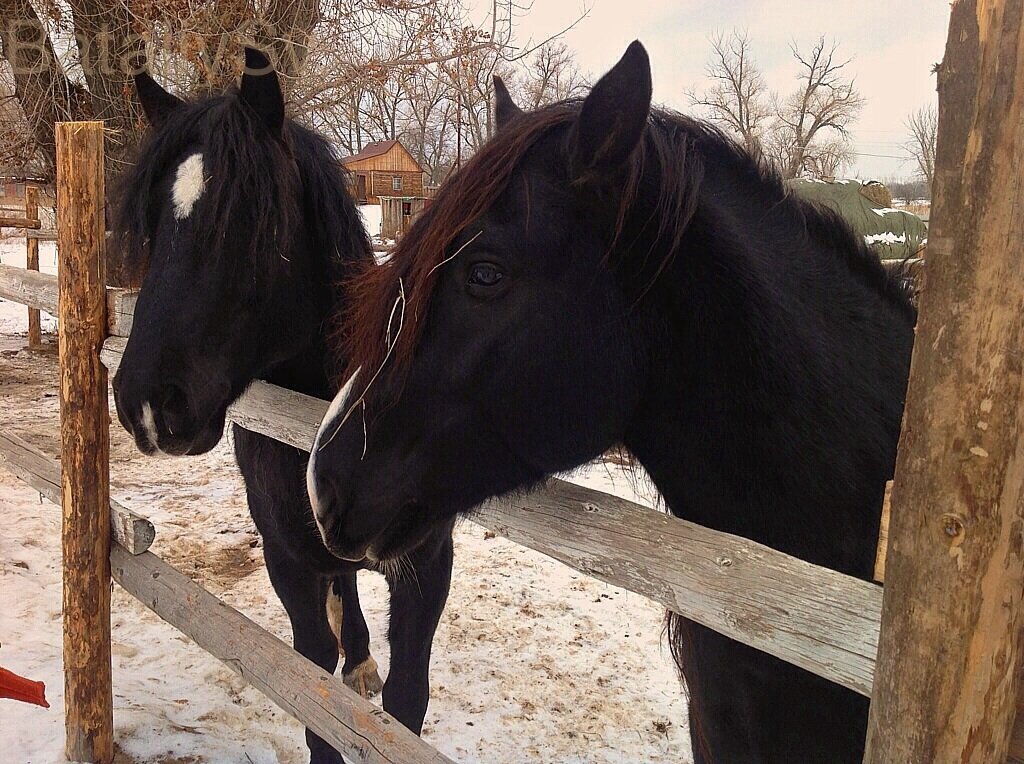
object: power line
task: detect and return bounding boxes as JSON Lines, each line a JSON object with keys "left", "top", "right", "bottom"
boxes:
{"left": 849, "top": 151, "right": 909, "bottom": 160}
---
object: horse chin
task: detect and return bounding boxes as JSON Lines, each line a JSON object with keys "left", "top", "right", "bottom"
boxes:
{"left": 137, "top": 415, "right": 226, "bottom": 457}
{"left": 182, "top": 423, "right": 225, "bottom": 455}
{"left": 366, "top": 502, "right": 441, "bottom": 562}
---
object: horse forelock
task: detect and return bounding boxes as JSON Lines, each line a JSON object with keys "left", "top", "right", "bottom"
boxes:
{"left": 112, "top": 92, "right": 362, "bottom": 290}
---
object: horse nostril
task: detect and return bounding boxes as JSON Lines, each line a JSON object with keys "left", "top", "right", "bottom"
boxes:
{"left": 159, "top": 383, "right": 191, "bottom": 436}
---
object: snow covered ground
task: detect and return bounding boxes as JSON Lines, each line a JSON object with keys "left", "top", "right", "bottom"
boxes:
{"left": 0, "top": 235, "right": 691, "bottom": 763}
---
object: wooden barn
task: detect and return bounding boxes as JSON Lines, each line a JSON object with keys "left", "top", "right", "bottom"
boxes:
{"left": 340, "top": 139, "right": 425, "bottom": 204}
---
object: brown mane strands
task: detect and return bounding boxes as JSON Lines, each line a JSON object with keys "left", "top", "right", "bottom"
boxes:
{"left": 338, "top": 104, "right": 578, "bottom": 390}
{"left": 338, "top": 101, "right": 915, "bottom": 398}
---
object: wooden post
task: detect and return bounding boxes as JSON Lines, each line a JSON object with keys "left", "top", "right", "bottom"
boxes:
{"left": 864, "top": 2, "right": 1024, "bottom": 762}
{"left": 25, "top": 185, "right": 41, "bottom": 347}
{"left": 55, "top": 121, "right": 113, "bottom": 763}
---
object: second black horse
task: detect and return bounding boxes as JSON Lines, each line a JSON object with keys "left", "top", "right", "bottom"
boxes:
{"left": 111, "top": 49, "right": 455, "bottom": 764}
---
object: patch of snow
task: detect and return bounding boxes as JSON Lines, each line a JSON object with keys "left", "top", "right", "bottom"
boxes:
{"left": 864, "top": 232, "right": 907, "bottom": 246}
{"left": 871, "top": 207, "right": 913, "bottom": 217}
{"left": 357, "top": 204, "right": 382, "bottom": 239}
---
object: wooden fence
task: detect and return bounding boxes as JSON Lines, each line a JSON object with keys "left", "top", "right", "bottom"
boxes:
{"left": 0, "top": 183, "right": 53, "bottom": 346}
{"left": 0, "top": 4, "right": 1021, "bottom": 761}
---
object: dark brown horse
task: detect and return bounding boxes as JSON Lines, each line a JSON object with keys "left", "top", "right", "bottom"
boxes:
{"left": 307, "top": 41, "right": 915, "bottom": 763}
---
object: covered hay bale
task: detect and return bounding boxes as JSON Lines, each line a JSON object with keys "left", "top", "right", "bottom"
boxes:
{"left": 789, "top": 178, "right": 928, "bottom": 260}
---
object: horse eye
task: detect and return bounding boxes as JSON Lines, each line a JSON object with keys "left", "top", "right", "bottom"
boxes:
{"left": 467, "top": 262, "right": 504, "bottom": 288}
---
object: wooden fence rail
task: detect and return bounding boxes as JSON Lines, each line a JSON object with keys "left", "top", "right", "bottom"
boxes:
{"left": 0, "top": 214, "right": 41, "bottom": 229}
{"left": 0, "top": 431, "right": 154, "bottom": 554}
{"left": 0, "top": 184, "right": 45, "bottom": 346}
{"left": 100, "top": 334, "right": 883, "bottom": 697}
{"left": 110, "top": 546, "right": 454, "bottom": 764}
{"left": 0, "top": 263, "right": 136, "bottom": 336}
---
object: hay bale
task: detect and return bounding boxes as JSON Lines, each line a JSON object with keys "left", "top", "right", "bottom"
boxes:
{"left": 859, "top": 181, "right": 892, "bottom": 208}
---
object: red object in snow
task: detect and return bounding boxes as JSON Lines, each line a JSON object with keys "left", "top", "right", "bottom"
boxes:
{"left": 0, "top": 666, "right": 49, "bottom": 708}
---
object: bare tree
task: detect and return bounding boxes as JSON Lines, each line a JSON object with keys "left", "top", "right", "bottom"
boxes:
{"left": 801, "top": 138, "right": 854, "bottom": 179}
{"left": 686, "top": 30, "right": 769, "bottom": 155}
{"left": 518, "top": 41, "right": 586, "bottom": 109}
{"left": 399, "top": 65, "right": 457, "bottom": 182}
{"left": 0, "top": 0, "right": 586, "bottom": 189}
{"left": 771, "top": 37, "right": 864, "bottom": 179}
{"left": 0, "top": 0, "right": 92, "bottom": 177}
{"left": 904, "top": 103, "right": 937, "bottom": 188}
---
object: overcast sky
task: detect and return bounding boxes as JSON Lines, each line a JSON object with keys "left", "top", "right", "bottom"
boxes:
{"left": 484, "top": 1, "right": 951, "bottom": 180}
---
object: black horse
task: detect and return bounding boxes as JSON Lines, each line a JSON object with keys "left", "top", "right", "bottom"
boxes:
{"left": 111, "top": 49, "right": 454, "bottom": 764}
{"left": 307, "top": 42, "right": 916, "bottom": 763}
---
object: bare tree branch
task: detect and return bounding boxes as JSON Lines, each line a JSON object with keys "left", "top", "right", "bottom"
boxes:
{"left": 686, "top": 30, "right": 769, "bottom": 156}
{"left": 904, "top": 103, "right": 937, "bottom": 188}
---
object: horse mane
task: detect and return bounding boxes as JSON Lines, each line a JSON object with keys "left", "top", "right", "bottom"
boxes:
{"left": 339, "top": 100, "right": 916, "bottom": 389}
{"left": 111, "top": 90, "right": 369, "bottom": 290}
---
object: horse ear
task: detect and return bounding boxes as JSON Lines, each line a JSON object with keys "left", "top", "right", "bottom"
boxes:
{"left": 493, "top": 76, "right": 523, "bottom": 131}
{"left": 240, "top": 47, "right": 284, "bottom": 134}
{"left": 134, "top": 71, "right": 184, "bottom": 128}
{"left": 570, "top": 41, "right": 651, "bottom": 182}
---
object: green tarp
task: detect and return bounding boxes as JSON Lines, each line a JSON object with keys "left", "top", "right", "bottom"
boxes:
{"left": 789, "top": 179, "right": 928, "bottom": 260}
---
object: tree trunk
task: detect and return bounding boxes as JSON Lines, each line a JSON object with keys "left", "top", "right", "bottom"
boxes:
{"left": 863, "top": 1, "right": 1024, "bottom": 761}
{"left": 0, "top": 0, "right": 93, "bottom": 180}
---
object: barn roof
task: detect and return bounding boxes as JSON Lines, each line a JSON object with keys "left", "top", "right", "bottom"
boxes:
{"left": 341, "top": 140, "right": 398, "bottom": 164}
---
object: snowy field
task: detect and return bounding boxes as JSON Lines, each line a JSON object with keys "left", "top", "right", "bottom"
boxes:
{"left": 0, "top": 238, "right": 690, "bottom": 763}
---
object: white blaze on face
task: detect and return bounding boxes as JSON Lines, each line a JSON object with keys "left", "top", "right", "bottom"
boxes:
{"left": 172, "top": 153, "right": 206, "bottom": 220}
{"left": 307, "top": 369, "right": 362, "bottom": 538}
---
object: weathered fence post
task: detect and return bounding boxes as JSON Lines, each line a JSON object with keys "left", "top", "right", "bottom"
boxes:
{"left": 25, "top": 185, "right": 41, "bottom": 348}
{"left": 863, "top": 2, "right": 1024, "bottom": 762}
{"left": 55, "top": 121, "right": 113, "bottom": 763}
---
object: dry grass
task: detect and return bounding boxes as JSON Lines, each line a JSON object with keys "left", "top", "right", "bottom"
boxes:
{"left": 896, "top": 202, "right": 930, "bottom": 219}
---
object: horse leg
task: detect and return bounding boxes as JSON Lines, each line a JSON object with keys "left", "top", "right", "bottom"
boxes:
{"left": 381, "top": 527, "right": 454, "bottom": 734}
{"left": 328, "top": 572, "right": 384, "bottom": 696}
{"left": 263, "top": 542, "right": 343, "bottom": 764}
{"left": 681, "top": 619, "right": 868, "bottom": 763}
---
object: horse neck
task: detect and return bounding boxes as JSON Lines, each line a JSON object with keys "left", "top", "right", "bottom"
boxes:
{"left": 263, "top": 134, "right": 372, "bottom": 400}
{"left": 262, "top": 333, "right": 331, "bottom": 399}
{"left": 261, "top": 238, "right": 343, "bottom": 402}
{"left": 621, "top": 157, "right": 912, "bottom": 578}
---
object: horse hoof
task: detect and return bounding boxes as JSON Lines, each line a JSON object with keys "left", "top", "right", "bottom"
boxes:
{"left": 343, "top": 656, "right": 384, "bottom": 698}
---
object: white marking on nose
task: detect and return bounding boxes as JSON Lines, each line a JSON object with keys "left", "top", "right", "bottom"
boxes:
{"left": 172, "top": 153, "right": 206, "bottom": 220}
{"left": 140, "top": 401, "right": 160, "bottom": 451}
{"left": 307, "top": 369, "right": 362, "bottom": 540}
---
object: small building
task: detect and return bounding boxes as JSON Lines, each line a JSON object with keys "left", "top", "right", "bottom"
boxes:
{"left": 341, "top": 140, "right": 425, "bottom": 204}
{"left": 379, "top": 196, "right": 429, "bottom": 241}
